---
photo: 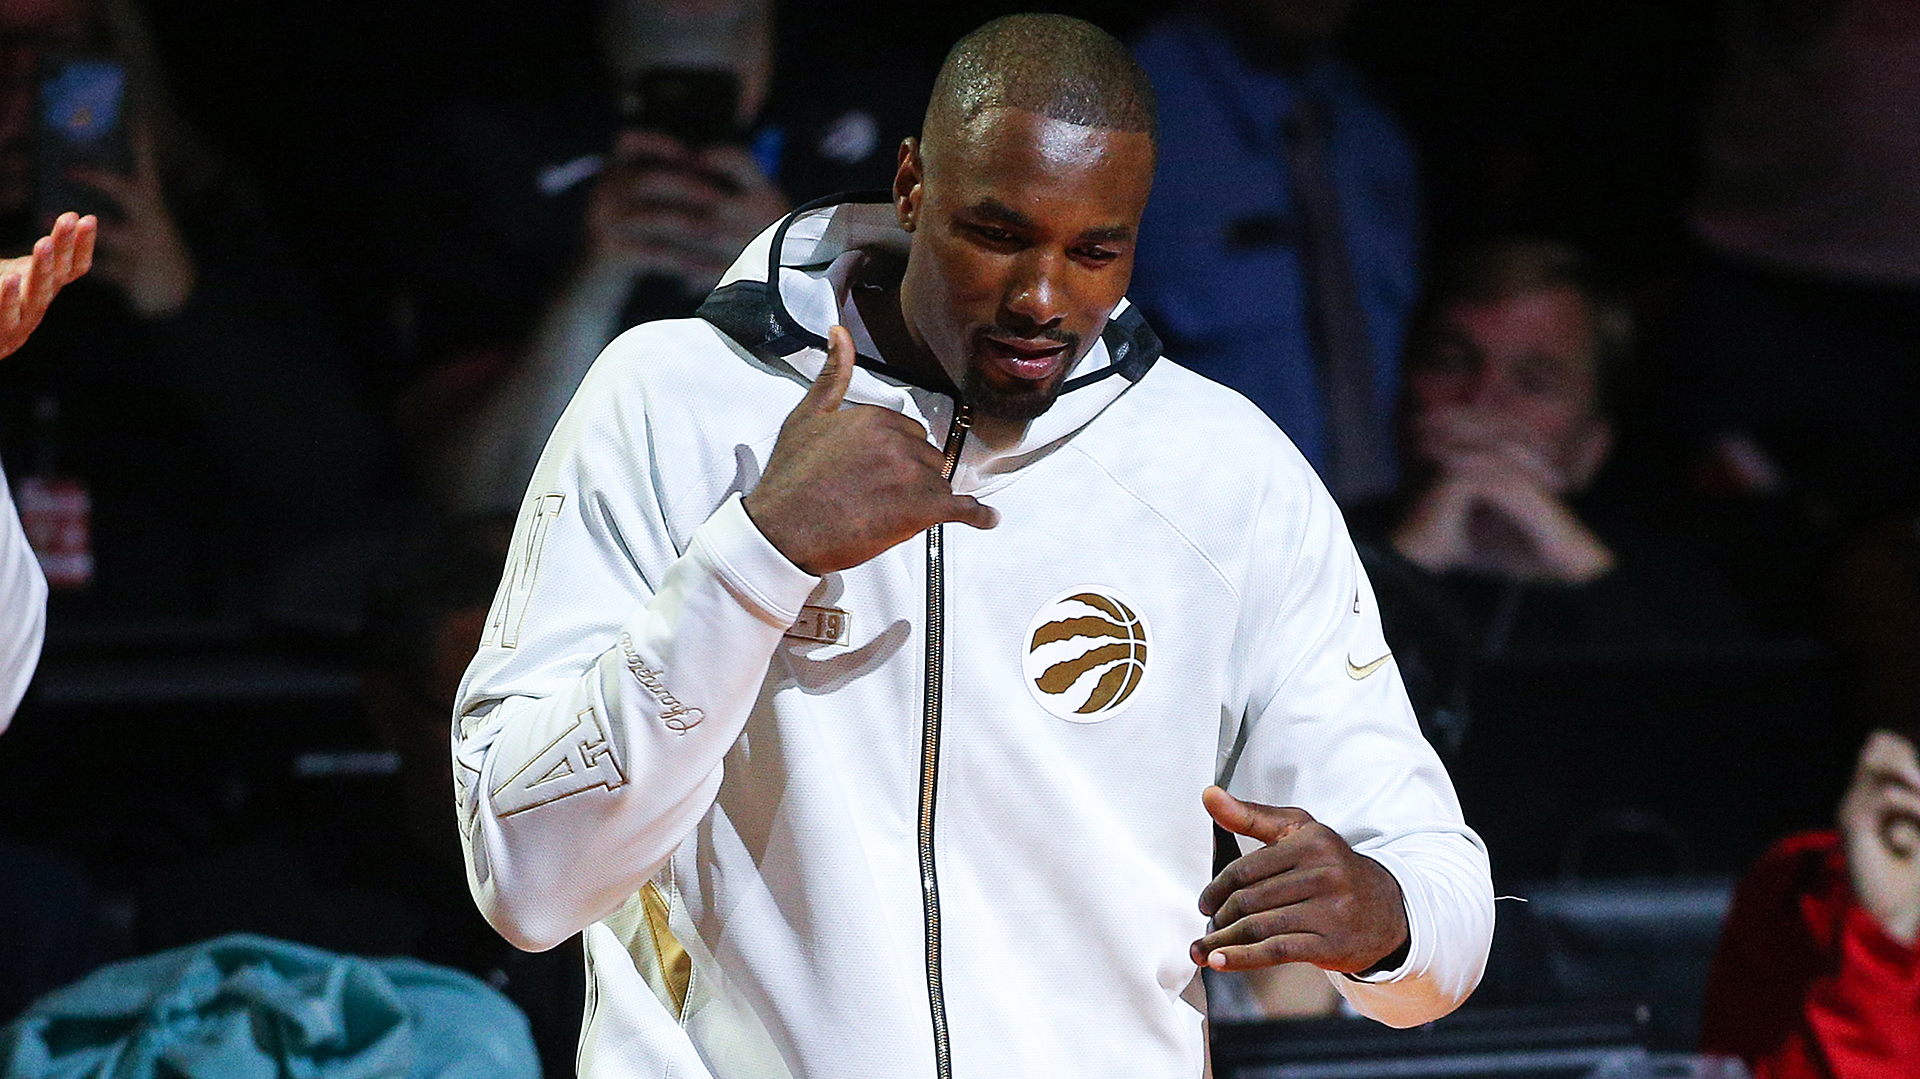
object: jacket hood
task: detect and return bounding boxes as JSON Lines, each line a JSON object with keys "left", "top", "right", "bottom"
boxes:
{"left": 697, "top": 195, "right": 1163, "bottom": 487}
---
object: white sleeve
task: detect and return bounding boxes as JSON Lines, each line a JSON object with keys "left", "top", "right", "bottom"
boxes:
{"left": 0, "top": 465, "right": 47, "bottom": 732}
{"left": 1230, "top": 475, "right": 1493, "bottom": 1028}
{"left": 452, "top": 349, "right": 818, "bottom": 952}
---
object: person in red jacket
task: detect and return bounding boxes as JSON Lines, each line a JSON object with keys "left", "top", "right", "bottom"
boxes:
{"left": 1699, "top": 722, "right": 1920, "bottom": 1077}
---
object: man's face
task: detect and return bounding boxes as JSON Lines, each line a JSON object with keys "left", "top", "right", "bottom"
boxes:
{"left": 893, "top": 107, "right": 1154, "bottom": 422}
{"left": 1405, "top": 285, "right": 1610, "bottom": 492}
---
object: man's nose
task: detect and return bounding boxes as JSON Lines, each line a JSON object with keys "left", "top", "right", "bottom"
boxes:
{"left": 1003, "top": 251, "right": 1066, "bottom": 330}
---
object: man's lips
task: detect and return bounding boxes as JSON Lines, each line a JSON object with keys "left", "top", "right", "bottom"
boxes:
{"left": 978, "top": 334, "right": 1071, "bottom": 381}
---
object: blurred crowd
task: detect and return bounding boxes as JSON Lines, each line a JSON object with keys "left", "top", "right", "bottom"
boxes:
{"left": 0, "top": 0, "right": 1917, "bottom": 1076}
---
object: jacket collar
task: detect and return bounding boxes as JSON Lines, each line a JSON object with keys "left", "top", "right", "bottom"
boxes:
{"left": 697, "top": 195, "right": 1163, "bottom": 486}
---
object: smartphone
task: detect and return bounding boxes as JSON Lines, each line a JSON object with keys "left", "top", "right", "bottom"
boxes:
{"left": 35, "top": 55, "right": 132, "bottom": 224}
{"left": 622, "top": 67, "right": 743, "bottom": 147}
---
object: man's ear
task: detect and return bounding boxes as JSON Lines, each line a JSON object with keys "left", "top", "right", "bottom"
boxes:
{"left": 894, "top": 137, "right": 923, "bottom": 232}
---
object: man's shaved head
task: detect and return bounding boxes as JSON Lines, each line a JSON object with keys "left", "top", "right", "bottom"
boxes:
{"left": 922, "top": 14, "right": 1156, "bottom": 152}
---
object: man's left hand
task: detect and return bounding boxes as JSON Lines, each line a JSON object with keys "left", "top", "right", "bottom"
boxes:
{"left": 1194, "top": 786, "right": 1410, "bottom": 974}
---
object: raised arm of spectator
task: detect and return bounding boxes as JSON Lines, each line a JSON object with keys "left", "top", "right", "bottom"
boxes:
{"left": 1, "top": 212, "right": 97, "bottom": 730}
{"left": 0, "top": 213, "right": 96, "bottom": 360}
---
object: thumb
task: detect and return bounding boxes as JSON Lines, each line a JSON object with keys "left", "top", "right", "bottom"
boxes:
{"left": 1203, "top": 785, "right": 1311, "bottom": 845}
{"left": 802, "top": 325, "right": 857, "bottom": 414}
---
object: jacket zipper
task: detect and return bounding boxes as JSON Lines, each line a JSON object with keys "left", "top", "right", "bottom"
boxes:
{"left": 920, "top": 402, "right": 970, "bottom": 1079}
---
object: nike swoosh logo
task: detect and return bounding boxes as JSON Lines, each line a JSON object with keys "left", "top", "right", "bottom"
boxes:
{"left": 1346, "top": 652, "right": 1393, "bottom": 680}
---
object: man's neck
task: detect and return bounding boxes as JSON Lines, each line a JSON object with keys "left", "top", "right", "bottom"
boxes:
{"left": 849, "top": 252, "right": 949, "bottom": 393}
{"left": 846, "top": 252, "right": 1030, "bottom": 450}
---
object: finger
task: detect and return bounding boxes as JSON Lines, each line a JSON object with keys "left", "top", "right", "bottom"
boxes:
{"left": 1210, "top": 864, "right": 1329, "bottom": 928}
{"left": 800, "top": 325, "right": 857, "bottom": 414}
{"left": 1203, "top": 786, "right": 1313, "bottom": 845}
{"left": 68, "top": 215, "right": 96, "bottom": 279}
{"left": 623, "top": 166, "right": 729, "bottom": 209}
{"left": 1200, "top": 843, "right": 1304, "bottom": 916}
{"left": 65, "top": 166, "right": 135, "bottom": 203}
{"left": 614, "top": 128, "right": 694, "bottom": 163}
{"left": 697, "top": 144, "right": 782, "bottom": 194}
{"left": 25, "top": 232, "right": 57, "bottom": 309}
{"left": 1196, "top": 901, "right": 1319, "bottom": 955}
{"left": 945, "top": 494, "right": 999, "bottom": 531}
{"left": 42, "top": 212, "right": 78, "bottom": 284}
{"left": 1195, "top": 933, "right": 1322, "bottom": 972}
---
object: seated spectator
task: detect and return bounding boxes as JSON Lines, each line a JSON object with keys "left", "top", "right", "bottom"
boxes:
{"left": 1348, "top": 240, "right": 1750, "bottom": 741}
{"left": 1699, "top": 721, "right": 1920, "bottom": 1077}
{"left": 1131, "top": 0, "right": 1419, "bottom": 504}
{"left": 0, "top": 0, "right": 381, "bottom": 621}
{"left": 1653, "top": 0, "right": 1920, "bottom": 637}
{"left": 397, "top": 0, "right": 927, "bottom": 513}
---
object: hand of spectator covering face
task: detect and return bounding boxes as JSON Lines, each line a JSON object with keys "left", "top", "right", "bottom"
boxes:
{"left": 0, "top": 211, "right": 95, "bottom": 361}
{"left": 1411, "top": 404, "right": 1568, "bottom": 493}
{"left": 1391, "top": 445, "right": 1614, "bottom": 585}
{"left": 67, "top": 125, "right": 195, "bottom": 318}
{"left": 741, "top": 325, "right": 997, "bottom": 576}
{"left": 1839, "top": 729, "right": 1920, "bottom": 944}
{"left": 1194, "top": 786, "right": 1410, "bottom": 975}
{"left": 581, "top": 128, "right": 789, "bottom": 293}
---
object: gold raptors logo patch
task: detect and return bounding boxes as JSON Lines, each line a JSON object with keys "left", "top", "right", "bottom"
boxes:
{"left": 1022, "top": 589, "right": 1150, "bottom": 722}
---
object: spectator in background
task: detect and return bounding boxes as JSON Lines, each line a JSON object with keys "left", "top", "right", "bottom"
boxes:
{"left": 0, "top": 0, "right": 381, "bottom": 621}
{"left": 1664, "top": 0, "right": 1920, "bottom": 626}
{"left": 397, "top": 0, "right": 927, "bottom": 514}
{"left": 1700, "top": 719, "right": 1920, "bottom": 1076}
{"left": 1130, "top": 0, "right": 1418, "bottom": 504}
{"left": 1350, "top": 240, "right": 1749, "bottom": 744}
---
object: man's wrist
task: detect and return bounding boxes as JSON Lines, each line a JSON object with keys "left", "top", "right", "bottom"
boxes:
{"left": 1350, "top": 935, "right": 1411, "bottom": 979}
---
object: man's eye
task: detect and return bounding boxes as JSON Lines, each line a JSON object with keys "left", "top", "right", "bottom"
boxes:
{"left": 971, "top": 225, "right": 1018, "bottom": 244}
{"left": 1076, "top": 247, "right": 1120, "bottom": 264}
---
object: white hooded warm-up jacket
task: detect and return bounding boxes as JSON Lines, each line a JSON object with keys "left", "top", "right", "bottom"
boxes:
{"left": 0, "top": 466, "right": 47, "bottom": 730}
{"left": 454, "top": 198, "right": 1493, "bottom": 1079}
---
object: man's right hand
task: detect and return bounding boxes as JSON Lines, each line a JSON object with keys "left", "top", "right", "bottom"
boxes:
{"left": 742, "top": 325, "right": 997, "bottom": 576}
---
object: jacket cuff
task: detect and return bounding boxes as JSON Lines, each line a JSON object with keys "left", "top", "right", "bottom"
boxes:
{"left": 687, "top": 492, "right": 821, "bottom": 628}
{"left": 1341, "top": 849, "right": 1422, "bottom": 983}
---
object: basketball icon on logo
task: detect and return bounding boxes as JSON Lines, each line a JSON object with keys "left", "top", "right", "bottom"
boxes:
{"left": 1022, "top": 589, "right": 1150, "bottom": 722}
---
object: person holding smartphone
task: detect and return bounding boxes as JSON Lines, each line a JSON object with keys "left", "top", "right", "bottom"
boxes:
{"left": 414, "top": 0, "right": 929, "bottom": 514}
{"left": 425, "top": 0, "right": 788, "bottom": 514}
{"left": 0, "top": 0, "right": 381, "bottom": 621}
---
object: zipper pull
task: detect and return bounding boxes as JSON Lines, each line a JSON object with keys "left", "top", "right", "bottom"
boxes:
{"left": 939, "top": 404, "right": 971, "bottom": 482}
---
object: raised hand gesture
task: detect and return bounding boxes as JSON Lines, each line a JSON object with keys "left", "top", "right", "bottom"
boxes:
{"left": 581, "top": 129, "right": 788, "bottom": 292}
{"left": 1194, "top": 786, "right": 1410, "bottom": 975}
{"left": 0, "top": 212, "right": 96, "bottom": 361}
{"left": 742, "top": 325, "right": 997, "bottom": 575}
{"left": 68, "top": 127, "right": 194, "bottom": 318}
